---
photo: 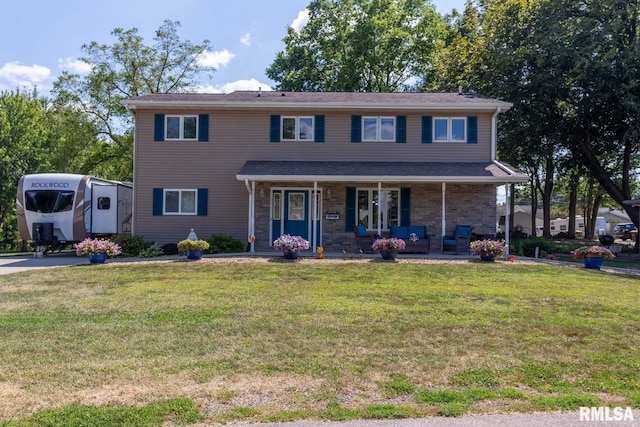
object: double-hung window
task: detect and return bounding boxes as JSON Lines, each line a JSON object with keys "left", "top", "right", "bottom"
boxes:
{"left": 363, "top": 116, "right": 395, "bottom": 142}
{"left": 166, "top": 115, "right": 198, "bottom": 140}
{"left": 434, "top": 117, "right": 466, "bottom": 142}
{"left": 282, "top": 116, "right": 314, "bottom": 141}
{"left": 357, "top": 188, "right": 399, "bottom": 230}
{"left": 164, "top": 189, "right": 197, "bottom": 214}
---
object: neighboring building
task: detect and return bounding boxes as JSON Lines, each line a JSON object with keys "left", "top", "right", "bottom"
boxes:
{"left": 122, "top": 91, "right": 529, "bottom": 252}
{"left": 497, "top": 205, "right": 543, "bottom": 236}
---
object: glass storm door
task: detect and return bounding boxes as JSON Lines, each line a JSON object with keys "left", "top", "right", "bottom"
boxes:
{"left": 284, "top": 190, "right": 309, "bottom": 239}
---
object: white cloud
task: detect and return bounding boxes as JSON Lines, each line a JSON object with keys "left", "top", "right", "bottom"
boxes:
{"left": 197, "top": 79, "right": 273, "bottom": 94}
{"left": 196, "top": 49, "right": 236, "bottom": 69}
{"left": 58, "top": 57, "right": 92, "bottom": 74}
{"left": 0, "top": 61, "right": 51, "bottom": 87}
{"left": 291, "top": 9, "right": 309, "bottom": 32}
{"left": 240, "top": 32, "right": 251, "bottom": 46}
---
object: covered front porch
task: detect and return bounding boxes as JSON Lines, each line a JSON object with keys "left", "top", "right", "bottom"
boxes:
{"left": 236, "top": 161, "right": 529, "bottom": 254}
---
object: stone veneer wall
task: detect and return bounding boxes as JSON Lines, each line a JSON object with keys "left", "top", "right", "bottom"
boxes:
{"left": 252, "top": 182, "right": 496, "bottom": 253}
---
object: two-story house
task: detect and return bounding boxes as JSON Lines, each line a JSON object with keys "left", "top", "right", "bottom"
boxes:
{"left": 122, "top": 91, "right": 528, "bottom": 253}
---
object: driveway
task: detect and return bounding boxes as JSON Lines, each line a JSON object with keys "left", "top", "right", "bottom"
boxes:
{"left": 0, "top": 252, "right": 90, "bottom": 275}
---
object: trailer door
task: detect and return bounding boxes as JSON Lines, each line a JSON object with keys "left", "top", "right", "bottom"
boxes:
{"left": 91, "top": 185, "right": 118, "bottom": 234}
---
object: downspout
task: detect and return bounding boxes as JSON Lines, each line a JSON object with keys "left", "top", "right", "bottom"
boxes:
{"left": 244, "top": 179, "right": 255, "bottom": 252}
{"left": 313, "top": 181, "right": 318, "bottom": 253}
{"left": 491, "top": 106, "right": 501, "bottom": 161}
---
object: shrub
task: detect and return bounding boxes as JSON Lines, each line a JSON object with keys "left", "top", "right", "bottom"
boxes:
{"left": 520, "top": 237, "right": 556, "bottom": 258}
{"left": 206, "top": 235, "right": 244, "bottom": 254}
{"left": 111, "top": 235, "right": 148, "bottom": 257}
{"left": 138, "top": 243, "right": 164, "bottom": 258}
{"left": 161, "top": 242, "right": 179, "bottom": 255}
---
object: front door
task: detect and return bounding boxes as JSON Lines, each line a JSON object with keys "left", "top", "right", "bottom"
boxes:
{"left": 284, "top": 190, "right": 308, "bottom": 239}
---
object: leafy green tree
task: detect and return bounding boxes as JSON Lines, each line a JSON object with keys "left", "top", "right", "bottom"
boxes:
{"left": 0, "top": 90, "right": 49, "bottom": 248}
{"left": 53, "top": 20, "right": 215, "bottom": 181}
{"left": 266, "top": 0, "right": 446, "bottom": 92}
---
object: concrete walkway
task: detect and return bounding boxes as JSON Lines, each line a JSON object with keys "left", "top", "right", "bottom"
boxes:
{"left": 237, "top": 410, "right": 639, "bottom": 427}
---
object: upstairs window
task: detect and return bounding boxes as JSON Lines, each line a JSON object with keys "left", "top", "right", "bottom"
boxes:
{"left": 166, "top": 115, "right": 198, "bottom": 140}
{"left": 363, "top": 117, "right": 396, "bottom": 142}
{"left": 434, "top": 117, "right": 466, "bottom": 142}
{"left": 282, "top": 117, "right": 314, "bottom": 141}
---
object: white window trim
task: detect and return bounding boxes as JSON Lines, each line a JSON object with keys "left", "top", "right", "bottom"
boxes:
{"left": 163, "top": 189, "right": 198, "bottom": 215}
{"left": 356, "top": 187, "right": 400, "bottom": 230}
{"left": 165, "top": 115, "right": 199, "bottom": 141}
{"left": 362, "top": 116, "right": 396, "bottom": 142}
{"left": 433, "top": 117, "right": 467, "bottom": 142}
{"left": 281, "top": 116, "right": 315, "bottom": 141}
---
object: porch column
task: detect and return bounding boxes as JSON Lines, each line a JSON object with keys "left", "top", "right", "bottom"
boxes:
{"left": 312, "top": 181, "right": 318, "bottom": 253}
{"left": 441, "top": 182, "right": 446, "bottom": 253}
{"left": 504, "top": 183, "right": 510, "bottom": 256}
{"left": 244, "top": 179, "right": 255, "bottom": 253}
{"left": 377, "top": 182, "right": 382, "bottom": 235}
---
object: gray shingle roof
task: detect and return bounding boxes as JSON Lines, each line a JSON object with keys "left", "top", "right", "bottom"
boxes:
{"left": 236, "top": 160, "right": 528, "bottom": 183}
{"left": 124, "top": 91, "right": 512, "bottom": 110}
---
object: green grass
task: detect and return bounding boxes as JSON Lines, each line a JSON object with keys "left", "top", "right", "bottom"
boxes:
{"left": 0, "top": 259, "right": 639, "bottom": 424}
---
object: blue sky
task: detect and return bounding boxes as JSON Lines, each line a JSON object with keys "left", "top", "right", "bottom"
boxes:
{"left": 0, "top": 0, "right": 466, "bottom": 95}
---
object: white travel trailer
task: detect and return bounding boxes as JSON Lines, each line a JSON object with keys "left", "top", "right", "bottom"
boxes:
{"left": 16, "top": 174, "right": 133, "bottom": 250}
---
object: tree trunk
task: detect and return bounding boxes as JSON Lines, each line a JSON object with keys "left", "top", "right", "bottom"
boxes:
{"left": 541, "top": 157, "right": 555, "bottom": 239}
{"left": 568, "top": 171, "right": 578, "bottom": 239}
{"left": 530, "top": 181, "right": 538, "bottom": 237}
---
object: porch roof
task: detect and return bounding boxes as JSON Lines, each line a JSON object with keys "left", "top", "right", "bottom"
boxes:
{"left": 236, "top": 160, "right": 529, "bottom": 184}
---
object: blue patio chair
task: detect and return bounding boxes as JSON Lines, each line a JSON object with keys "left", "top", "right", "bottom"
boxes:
{"left": 442, "top": 225, "right": 472, "bottom": 254}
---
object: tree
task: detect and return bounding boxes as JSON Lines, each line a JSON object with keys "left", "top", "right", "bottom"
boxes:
{"left": 266, "top": 0, "right": 447, "bottom": 92}
{"left": 0, "top": 90, "right": 48, "bottom": 248}
{"left": 53, "top": 20, "right": 215, "bottom": 181}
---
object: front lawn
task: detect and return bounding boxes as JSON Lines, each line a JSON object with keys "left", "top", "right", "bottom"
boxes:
{"left": 0, "top": 259, "right": 638, "bottom": 425}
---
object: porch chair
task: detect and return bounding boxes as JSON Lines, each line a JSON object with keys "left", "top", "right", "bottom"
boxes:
{"left": 442, "top": 225, "right": 472, "bottom": 254}
{"left": 352, "top": 225, "right": 375, "bottom": 253}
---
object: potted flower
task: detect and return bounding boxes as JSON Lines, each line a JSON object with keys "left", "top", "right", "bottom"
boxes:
{"left": 273, "top": 234, "right": 310, "bottom": 259}
{"left": 469, "top": 239, "right": 506, "bottom": 261}
{"left": 74, "top": 237, "right": 122, "bottom": 264}
{"left": 177, "top": 238, "right": 210, "bottom": 260}
{"left": 371, "top": 237, "right": 406, "bottom": 260}
{"left": 573, "top": 245, "right": 615, "bottom": 270}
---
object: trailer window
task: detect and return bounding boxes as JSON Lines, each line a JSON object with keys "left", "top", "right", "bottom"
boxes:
{"left": 25, "top": 190, "right": 75, "bottom": 213}
{"left": 97, "top": 197, "right": 111, "bottom": 210}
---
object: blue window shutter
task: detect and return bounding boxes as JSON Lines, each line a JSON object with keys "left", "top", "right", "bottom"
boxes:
{"left": 422, "top": 116, "right": 433, "bottom": 143}
{"left": 396, "top": 115, "right": 406, "bottom": 143}
{"left": 270, "top": 115, "right": 280, "bottom": 142}
{"left": 154, "top": 114, "right": 164, "bottom": 141}
{"left": 197, "top": 188, "right": 208, "bottom": 216}
{"left": 345, "top": 187, "right": 356, "bottom": 231}
{"left": 467, "top": 116, "right": 478, "bottom": 144}
{"left": 152, "top": 188, "right": 163, "bottom": 215}
{"left": 400, "top": 187, "right": 411, "bottom": 225}
{"left": 198, "top": 114, "right": 209, "bottom": 141}
{"left": 315, "top": 115, "right": 325, "bottom": 142}
{"left": 351, "top": 115, "right": 362, "bottom": 143}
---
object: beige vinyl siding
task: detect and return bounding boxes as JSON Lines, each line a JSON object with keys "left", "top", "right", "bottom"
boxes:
{"left": 133, "top": 108, "right": 496, "bottom": 244}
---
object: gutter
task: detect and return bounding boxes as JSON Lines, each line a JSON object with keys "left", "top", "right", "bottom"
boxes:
{"left": 236, "top": 174, "right": 528, "bottom": 184}
{"left": 491, "top": 106, "right": 501, "bottom": 161}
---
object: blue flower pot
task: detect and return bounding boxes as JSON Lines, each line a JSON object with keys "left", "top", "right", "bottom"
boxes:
{"left": 283, "top": 251, "right": 299, "bottom": 260}
{"left": 187, "top": 250, "right": 203, "bottom": 260}
{"left": 89, "top": 253, "right": 107, "bottom": 264}
{"left": 381, "top": 250, "right": 397, "bottom": 261}
{"left": 480, "top": 254, "right": 495, "bottom": 262}
{"left": 584, "top": 256, "right": 603, "bottom": 270}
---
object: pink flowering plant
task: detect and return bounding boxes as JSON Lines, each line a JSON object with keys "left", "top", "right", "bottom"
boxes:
{"left": 372, "top": 237, "right": 406, "bottom": 252}
{"left": 74, "top": 237, "right": 122, "bottom": 257}
{"left": 573, "top": 245, "right": 615, "bottom": 259}
{"left": 469, "top": 239, "right": 506, "bottom": 257}
{"left": 273, "top": 234, "right": 310, "bottom": 253}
